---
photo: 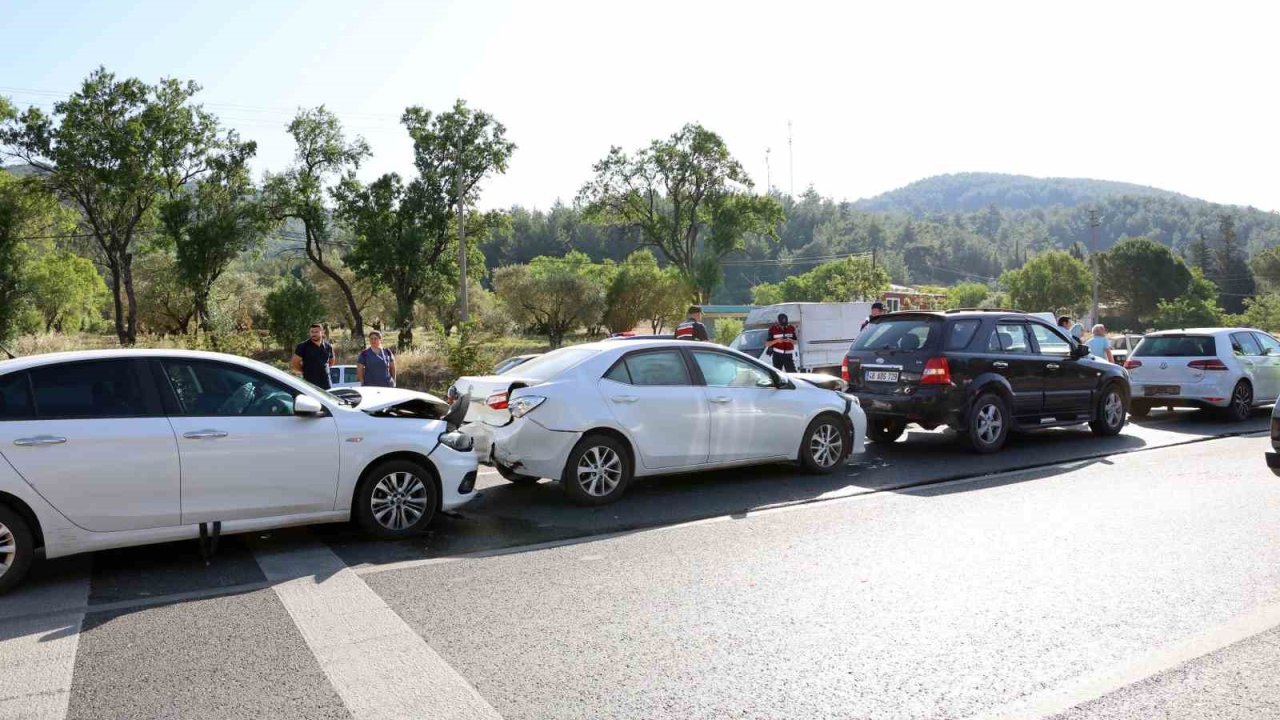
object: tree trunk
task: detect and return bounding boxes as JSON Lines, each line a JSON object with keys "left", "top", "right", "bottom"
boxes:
{"left": 304, "top": 235, "right": 364, "bottom": 341}
{"left": 107, "top": 257, "right": 128, "bottom": 345}
{"left": 395, "top": 296, "right": 415, "bottom": 349}
{"left": 122, "top": 252, "right": 139, "bottom": 345}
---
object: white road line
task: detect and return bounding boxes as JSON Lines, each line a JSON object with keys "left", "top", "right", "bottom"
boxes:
{"left": 0, "top": 561, "right": 90, "bottom": 720}
{"left": 970, "top": 598, "right": 1280, "bottom": 720}
{"left": 251, "top": 536, "right": 503, "bottom": 720}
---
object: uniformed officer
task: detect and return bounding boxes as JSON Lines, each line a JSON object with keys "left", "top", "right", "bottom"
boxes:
{"left": 766, "top": 312, "right": 798, "bottom": 372}
{"left": 674, "top": 306, "right": 710, "bottom": 341}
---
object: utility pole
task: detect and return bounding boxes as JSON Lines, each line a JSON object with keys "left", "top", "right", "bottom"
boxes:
{"left": 456, "top": 136, "right": 469, "bottom": 324}
{"left": 765, "top": 148, "right": 772, "bottom": 193}
{"left": 787, "top": 120, "right": 794, "bottom": 198}
{"left": 1088, "top": 209, "right": 1102, "bottom": 325}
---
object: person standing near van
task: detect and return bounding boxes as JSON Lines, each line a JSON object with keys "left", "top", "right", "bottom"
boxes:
{"left": 859, "top": 302, "right": 885, "bottom": 332}
{"left": 766, "top": 312, "right": 798, "bottom": 372}
{"left": 291, "top": 322, "right": 335, "bottom": 389}
{"left": 357, "top": 330, "right": 396, "bottom": 387}
{"left": 675, "top": 306, "right": 710, "bottom": 341}
{"left": 1087, "top": 324, "right": 1114, "bottom": 363}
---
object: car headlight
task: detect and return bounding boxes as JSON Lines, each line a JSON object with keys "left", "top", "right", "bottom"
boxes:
{"left": 438, "top": 430, "right": 474, "bottom": 452}
{"left": 509, "top": 395, "right": 547, "bottom": 418}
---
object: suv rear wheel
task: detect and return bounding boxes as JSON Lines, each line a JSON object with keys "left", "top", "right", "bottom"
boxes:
{"left": 866, "top": 416, "right": 906, "bottom": 444}
{"left": 965, "top": 392, "right": 1010, "bottom": 454}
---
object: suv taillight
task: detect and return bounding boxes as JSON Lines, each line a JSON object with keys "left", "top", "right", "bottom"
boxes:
{"left": 921, "top": 357, "right": 952, "bottom": 385}
{"left": 486, "top": 391, "right": 509, "bottom": 410}
{"left": 841, "top": 356, "right": 849, "bottom": 382}
{"left": 1188, "top": 359, "right": 1229, "bottom": 371}
{"left": 1123, "top": 359, "right": 1142, "bottom": 370}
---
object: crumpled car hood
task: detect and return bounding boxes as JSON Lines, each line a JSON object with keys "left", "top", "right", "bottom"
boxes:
{"left": 342, "top": 386, "right": 450, "bottom": 415}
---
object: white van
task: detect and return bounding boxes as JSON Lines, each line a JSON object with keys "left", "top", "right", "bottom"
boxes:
{"left": 731, "top": 302, "right": 873, "bottom": 374}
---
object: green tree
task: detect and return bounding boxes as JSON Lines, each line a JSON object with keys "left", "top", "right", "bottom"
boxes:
{"left": 1214, "top": 214, "right": 1255, "bottom": 314}
{"left": 579, "top": 123, "right": 784, "bottom": 301}
{"left": 748, "top": 256, "right": 889, "bottom": 303}
{"left": 493, "top": 255, "right": 606, "bottom": 348}
{"left": 1, "top": 68, "right": 222, "bottom": 344}
{"left": 25, "top": 250, "right": 107, "bottom": 332}
{"left": 160, "top": 137, "right": 269, "bottom": 331}
{"left": 603, "top": 250, "right": 686, "bottom": 334}
{"left": 1098, "top": 237, "right": 1192, "bottom": 326}
{"left": 1251, "top": 245, "right": 1280, "bottom": 292}
{"left": 1226, "top": 293, "right": 1280, "bottom": 333}
{"left": 401, "top": 100, "right": 515, "bottom": 323}
{"left": 264, "top": 276, "right": 327, "bottom": 351}
{"left": 1154, "top": 268, "right": 1223, "bottom": 330}
{"left": 264, "top": 107, "right": 371, "bottom": 340}
{"left": 715, "top": 318, "right": 744, "bottom": 346}
{"left": 946, "top": 282, "right": 991, "bottom": 309}
{"left": 1000, "top": 250, "right": 1090, "bottom": 313}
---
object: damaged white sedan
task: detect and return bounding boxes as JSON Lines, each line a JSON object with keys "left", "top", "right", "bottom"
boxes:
{"left": 455, "top": 339, "right": 866, "bottom": 506}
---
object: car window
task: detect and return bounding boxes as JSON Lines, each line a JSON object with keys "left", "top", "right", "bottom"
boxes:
{"left": 329, "top": 367, "right": 342, "bottom": 384}
{"left": 27, "top": 360, "right": 149, "bottom": 419}
{"left": 1132, "top": 335, "right": 1216, "bottom": 357}
{"left": 692, "top": 351, "right": 775, "bottom": 388}
{"left": 603, "top": 361, "right": 632, "bottom": 384}
{"left": 730, "top": 329, "right": 769, "bottom": 351}
{"left": 1231, "top": 332, "right": 1262, "bottom": 357}
{"left": 162, "top": 360, "right": 297, "bottom": 417}
{"left": 623, "top": 351, "right": 690, "bottom": 386}
{"left": 854, "top": 319, "right": 938, "bottom": 351}
{"left": 987, "top": 323, "right": 1030, "bottom": 353}
{"left": 1254, "top": 333, "right": 1280, "bottom": 356}
{"left": 944, "top": 320, "right": 981, "bottom": 351}
{"left": 0, "top": 372, "right": 34, "bottom": 421}
{"left": 1029, "top": 323, "right": 1072, "bottom": 357}
{"left": 508, "top": 347, "right": 595, "bottom": 382}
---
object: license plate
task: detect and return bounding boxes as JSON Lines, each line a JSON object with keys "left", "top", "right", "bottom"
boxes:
{"left": 865, "top": 370, "right": 900, "bottom": 383}
{"left": 1144, "top": 385, "right": 1180, "bottom": 396}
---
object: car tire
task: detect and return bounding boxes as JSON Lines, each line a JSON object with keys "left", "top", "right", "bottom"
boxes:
{"left": 1090, "top": 384, "right": 1127, "bottom": 436}
{"left": 0, "top": 505, "right": 35, "bottom": 596}
{"left": 1129, "top": 400, "right": 1152, "bottom": 418}
{"left": 354, "top": 460, "right": 439, "bottom": 539}
{"left": 866, "top": 416, "right": 906, "bottom": 444}
{"left": 965, "top": 392, "right": 1010, "bottom": 454}
{"left": 497, "top": 464, "right": 539, "bottom": 486}
{"left": 562, "top": 435, "right": 632, "bottom": 506}
{"left": 800, "top": 413, "right": 850, "bottom": 474}
{"left": 1225, "top": 380, "right": 1253, "bottom": 423}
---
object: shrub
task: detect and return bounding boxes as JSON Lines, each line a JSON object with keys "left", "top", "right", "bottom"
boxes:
{"left": 715, "top": 318, "right": 743, "bottom": 346}
{"left": 264, "top": 277, "right": 326, "bottom": 351}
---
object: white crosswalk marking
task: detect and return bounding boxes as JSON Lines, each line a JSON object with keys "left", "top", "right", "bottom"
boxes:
{"left": 252, "top": 535, "right": 503, "bottom": 720}
{"left": 0, "top": 562, "right": 90, "bottom": 720}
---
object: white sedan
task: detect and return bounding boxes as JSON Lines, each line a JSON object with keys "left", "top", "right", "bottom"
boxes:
{"left": 0, "top": 349, "right": 478, "bottom": 594}
{"left": 1125, "top": 327, "right": 1280, "bottom": 420}
{"left": 456, "top": 339, "right": 866, "bottom": 505}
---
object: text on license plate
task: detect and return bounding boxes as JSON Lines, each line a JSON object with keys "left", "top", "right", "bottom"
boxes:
{"left": 1144, "top": 385, "right": 1180, "bottom": 396}
{"left": 865, "top": 370, "right": 900, "bottom": 383}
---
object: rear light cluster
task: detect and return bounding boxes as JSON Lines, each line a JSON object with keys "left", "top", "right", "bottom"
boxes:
{"left": 1123, "top": 359, "right": 1142, "bottom": 370}
{"left": 841, "top": 356, "right": 849, "bottom": 382}
{"left": 1188, "top": 359, "right": 1229, "bottom": 371}
{"left": 921, "top": 357, "right": 952, "bottom": 385}
{"left": 486, "top": 392, "right": 509, "bottom": 410}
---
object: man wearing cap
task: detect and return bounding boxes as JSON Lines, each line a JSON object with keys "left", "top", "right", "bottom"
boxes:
{"left": 860, "top": 302, "right": 886, "bottom": 332}
{"left": 766, "top": 312, "right": 798, "bottom": 372}
{"left": 674, "top": 305, "right": 710, "bottom": 341}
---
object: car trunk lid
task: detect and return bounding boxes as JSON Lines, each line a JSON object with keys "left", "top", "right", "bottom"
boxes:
{"left": 1126, "top": 334, "right": 1220, "bottom": 386}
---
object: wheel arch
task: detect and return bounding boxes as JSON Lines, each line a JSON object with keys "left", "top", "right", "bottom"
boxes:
{"left": 353, "top": 451, "right": 443, "bottom": 518}
{"left": 0, "top": 491, "right": 44, "bottom": 550}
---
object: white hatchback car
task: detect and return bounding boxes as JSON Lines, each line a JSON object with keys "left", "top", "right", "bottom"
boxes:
{"left": 457, "top": 340, "right": 867, "bottom": 505}
{"left": 1124, "top": 328, "right": 1280, "bottom": 420}
{"left": 0, "top": 350, "right": 478, "bottom": 593}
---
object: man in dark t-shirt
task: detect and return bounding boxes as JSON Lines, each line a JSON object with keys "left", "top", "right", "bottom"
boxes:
{"left": 291, "top": 323, "right": 335, "bottom": 389}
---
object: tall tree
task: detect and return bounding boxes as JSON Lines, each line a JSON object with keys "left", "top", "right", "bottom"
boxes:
{"left": 264, "top": 107, "right": 371, "bottom": 339}
{"left": 1000, "top": 250, "right": 1090, "bottom": 313}
{"left": 1, "top": 68, "right": 221, "bottom": 344}
{"left": 1098, "top": 237, "right": 1192, "bottom": 326}
{"left": 159, "top": 136, "right": 268, "bottom": 331}
{"left": 493, "top": 256, "right": 604, "bottom": 348}
{"left": 24, "top": 250, "right": 108, "bottom": 332}
{"left": 579, "top": 123, "right": 784, "bottom": 302}
{"left": 1214, "top": 214, "right": 1256, "bottom": 314}
{"left": 401, "top": 100, "right": 515, "bottom": 323}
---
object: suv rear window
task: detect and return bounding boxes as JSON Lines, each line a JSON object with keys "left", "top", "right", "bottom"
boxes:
{"left": 1133, "top": 335, "right": 1216, "bottom": 357}
{"left": 944, "top": 320, "right": 982, "bottom": 350}
{"left": 853, "top": 319, "right": 938, "bottom": 352}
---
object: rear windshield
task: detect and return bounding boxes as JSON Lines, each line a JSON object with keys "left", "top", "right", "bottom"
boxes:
{"left": 1132, "top": 335, "right": 1216, "bottom": 357}
{"left": 506, "top": 347, "right": 597, "bottom": 381}
{"left": 730, "top": 329, "right": 768, "bottom": 350}
{"left": 853, "top": 318, "right": 938, "bottom": 352}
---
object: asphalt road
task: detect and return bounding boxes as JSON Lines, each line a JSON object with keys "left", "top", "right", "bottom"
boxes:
{"left": 2, "top": 407, "right": 1278, "bottom": 719}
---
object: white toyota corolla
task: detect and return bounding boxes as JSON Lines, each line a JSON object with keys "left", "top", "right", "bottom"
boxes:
{"left": 0, "top": 349, "right": 478, "bottom": 593}
{"left": 455, "top": 339, "right": 867, "bottom": 505}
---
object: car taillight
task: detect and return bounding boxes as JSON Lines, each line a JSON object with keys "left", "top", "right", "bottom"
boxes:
{"left": 841, "top": 356, "right": 849, "bottom": 382}
{"left": 921, "top": 357, "right": 952, "bottom": 385}
{"left": 1123, "top": 359, "right": 1142, "bottom": 370}
{"left": 486, "top": 391, "right": 509, "bottom": 410}
{"left": 1188, "top": 359, "right": 1229, "bottom": 371}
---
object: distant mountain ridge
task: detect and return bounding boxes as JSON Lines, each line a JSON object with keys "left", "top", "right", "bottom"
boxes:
{"left": 854, "top": 172, "right": 1194, "bottom": 214}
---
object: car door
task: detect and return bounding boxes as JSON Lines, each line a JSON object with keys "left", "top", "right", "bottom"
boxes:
{"left": 1252, "top": 332, "right": 1280, "bottom": 402}
{"left": 1029, "top": 323, "right": 1096, "bottom": 417}
{"left": 689, "top": 349, "right": 805, "bottom": 462}
{"left": 1230, "top": 332, "right": 1268, "bottom": 400}
{"left": 598, "top": 349, "right": 710, "bottom": 469}
{"left": 0, "top": 360, "right": 181, "bottom": 531}
{"left": 157, "top": 358, "right": 340, "bottom": 524}
{"left": 978, "top": 321, "right": 1044, "bottom": 419}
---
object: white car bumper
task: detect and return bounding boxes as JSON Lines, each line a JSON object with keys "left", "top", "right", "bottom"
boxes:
{"left": 465, "top": 418, "right": 580, "bottom": 480}
{"left": 1130, "top": 379, "right": 1236, "bottom": 407}
{"left": 429, "top": 444, "right": 481, "bottom": 510}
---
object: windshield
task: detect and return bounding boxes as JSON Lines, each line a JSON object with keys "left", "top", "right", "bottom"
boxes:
{"left": 503, "top": 346, "right": 597, "bottom": 381}
{"left": 731, "top": 329, "right": 768, "bottom": 350}
{"left": 1132, "top": 335, "right": 1217, "bottom": 357}
{"left": 853, "top": 318, "right": 939, "bottom": 352}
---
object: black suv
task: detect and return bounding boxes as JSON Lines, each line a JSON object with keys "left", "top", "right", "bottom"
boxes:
{"left": 842, "top": 310, "right": 1130, "bottom": 453}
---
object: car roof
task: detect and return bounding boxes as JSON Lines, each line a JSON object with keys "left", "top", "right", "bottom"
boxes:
{"left": 0, "top": 348, "right": 278, "bottom": 374}
{"left": 1143, "top": 327, "right": 1256, "bottom": 336}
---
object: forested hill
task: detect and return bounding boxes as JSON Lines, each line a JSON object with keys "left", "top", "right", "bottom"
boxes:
{"left": 853, "top": 172, "right": 1188, "bottom": 214}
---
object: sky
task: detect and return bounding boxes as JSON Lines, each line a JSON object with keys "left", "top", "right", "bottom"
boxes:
{"left": 3, "top": 0, "right": 1278, "bottom": 211}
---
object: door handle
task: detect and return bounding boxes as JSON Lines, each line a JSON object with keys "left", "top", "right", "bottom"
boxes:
{"left": 709, "top": 396, "right": 732, "bottom": 404}
{"left": 183, "top": 429, "right": 228, "bottom": 440}
{"left": 610, "top": 395, "right": 638, "bottom": 404}
{"left": 1046, "top": 363, "right": 1061, "bottom": 371}
{"left": 992, "top": 361, "right": 1009, "bottom": 370}
{"left": 13, "top": 435, "right": 67, "bottom": 447}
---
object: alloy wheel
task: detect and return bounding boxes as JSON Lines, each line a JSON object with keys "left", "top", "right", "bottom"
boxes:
{"left": 1234, "top": 383, "right": 1252, "bottom": 417}
{"left": 0, "top": 521, "right": 14, "bottom": 580}
{"left": 1103, "top": 391, "right": 1124, "bottom": 429}
{"left": 809, "top": 423, "right": 844, "bottom": 468}
{"left": 976, "top": 403, "right": 1003, "bottom": 446}
{"left": 370, "top": 471, "right": 429, "bottom": 531}
{"left": 576, "top": 446, "right": 623, "bottom": 497}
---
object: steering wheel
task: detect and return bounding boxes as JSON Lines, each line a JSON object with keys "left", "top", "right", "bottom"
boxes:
{"left": 218, "top": 382, "right": 256, "bottom": 415}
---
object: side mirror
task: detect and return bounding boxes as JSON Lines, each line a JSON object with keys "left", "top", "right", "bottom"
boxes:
{"left": 1072, "top": 343, "right": 1090, "bottom": 359}
{"left": 294, "top": 394, "right": 324, "bottom": 416}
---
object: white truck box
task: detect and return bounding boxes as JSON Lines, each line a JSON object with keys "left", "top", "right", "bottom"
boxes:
{"left": 735, "top": 302, "right": 873, "bottom": 373}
